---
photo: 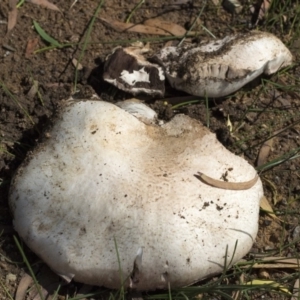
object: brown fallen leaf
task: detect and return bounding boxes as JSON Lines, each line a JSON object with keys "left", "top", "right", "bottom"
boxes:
{"left": 256, "top": 137, "right": 274, "bottom": 167}
{"left": 100, "top": 17, "right": 171, "bottom": 35}
{"left": 144, "top": 18, "right": 188, "bottom": 36}
{"left": 7, "top": 0, "right": 18, "bottom": 34}
{"left": 26, "top": 0, "right": 61, "bottom": 12}
{"left": 260, "top": 195, "right": 281, "bottom": 222}
{"left": 15, "top": 273, "right": 33, "bottom": 300}
{"left": 25, "top": 38, "right": 39, "bottom": 58}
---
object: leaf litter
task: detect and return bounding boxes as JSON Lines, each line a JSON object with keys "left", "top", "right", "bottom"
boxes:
{"left": 100, "top": 17, "right": 195, "bottom": 36}
{"left": 25, "top": 38, "right": 39, "bottom": 58}
{"left": 7, "top": 0, "right": 18, "bottom": 34}
{"left": 26, "top": 0, "right": 61, "bottom": 12}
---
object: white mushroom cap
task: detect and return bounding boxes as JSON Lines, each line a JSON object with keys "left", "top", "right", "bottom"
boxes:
{"left": 9, "top": 100, "right": 263, "bottom": 290}
{"left": 154, "top": 31, "right": 293, "bottom": 97}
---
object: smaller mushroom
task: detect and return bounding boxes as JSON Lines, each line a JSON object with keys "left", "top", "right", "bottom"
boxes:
{"left": 103, "top": 44, "right": 165, "bottom": 97}
{"left": 153, "top": 31, "right": 293, "bottom": 97}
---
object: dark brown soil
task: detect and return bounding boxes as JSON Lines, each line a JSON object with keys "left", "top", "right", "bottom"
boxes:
{"left": 1, "top": 1, "right": 300, "bottom": 299}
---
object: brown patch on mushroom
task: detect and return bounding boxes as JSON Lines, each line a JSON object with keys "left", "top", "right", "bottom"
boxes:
{"left": 103, "top": 46, "right": 165, "bottom": 97}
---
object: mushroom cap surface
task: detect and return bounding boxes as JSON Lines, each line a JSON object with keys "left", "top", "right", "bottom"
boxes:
{"left": 154, "top": 31, "right": 293, "bottom": 97}
{"left": 9, "top": 100, "right": 263, "bottom": 290}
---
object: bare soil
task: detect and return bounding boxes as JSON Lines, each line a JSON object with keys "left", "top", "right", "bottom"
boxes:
{"left": 1, "top": 1, "right": 300, "bottom": 299}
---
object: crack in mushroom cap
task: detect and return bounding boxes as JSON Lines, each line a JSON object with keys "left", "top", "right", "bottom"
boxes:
{"left": 153, "top": 31, "right": 293, "bottom": 97}
{"left": 9, "top": 100, "right": 264, "bottom": 291}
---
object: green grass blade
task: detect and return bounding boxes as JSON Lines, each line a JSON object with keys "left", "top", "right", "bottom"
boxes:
{"left": 33, "top": 21, "right": 62, "bottom": 47}
{"left": 73, "top": 0, "right": 105, "bottom": 92}
{"left": 13, "top": 236, "right": 44, "bottom": 300}
{"left": 0, "top": 278, "right": 14, "bottom": 300}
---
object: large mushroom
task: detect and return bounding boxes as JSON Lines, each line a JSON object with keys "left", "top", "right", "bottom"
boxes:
{"left": 153, "top": 31, "right": 293, "bottom": 97}
{"left": 9, "top": 99, "right": 264, "bottom": 290}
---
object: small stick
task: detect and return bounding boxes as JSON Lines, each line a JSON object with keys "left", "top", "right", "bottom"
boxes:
{"left": 197, "top": 172, "right": 259, "bottom": 190}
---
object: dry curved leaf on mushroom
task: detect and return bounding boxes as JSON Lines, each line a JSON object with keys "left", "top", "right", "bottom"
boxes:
{"left": 196, "top": 172, "right": 259, "bottom": 190}
{"left": 153, "top": 31, "right": 293, "bottom": 98}
{"left": 9, "top": 99, "right": 264, "bottom": 291}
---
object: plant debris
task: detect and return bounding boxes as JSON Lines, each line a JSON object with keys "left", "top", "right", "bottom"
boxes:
{"left": 7, "top": 0, "right": 18, "bottom": 34}
{"left": 26, "top": 0, "right": 61, "bottom": 12}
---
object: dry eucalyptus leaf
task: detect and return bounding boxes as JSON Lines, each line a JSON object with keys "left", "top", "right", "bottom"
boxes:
{"left": 144, "top": 18, "right": 188, "bottom": 36}
{"left": 260, "top": 195, "right": 281, "bottom": 222}
{"left": 242, "top": 256, "right": 300, "bottom": 269}
{"left": 261, "top": 256, "right": 300, "bottom": 265}
{"left": 26, "top": 0, "right": 60, "bottom": 12}
{"left": 100, "top": 17, "right": 173, "bottom": 35}
{"left": 7, "top": 0, "right": 18, "bottom": 33}
{"left": 256, "top": 137, "right": 274, "bottom": 167}
{"left": 197, "top": 172, "right": 258, "bottom": 190}
{"left": 15, "top": 273, "right": 33, "bottom": 300}
{"left": 252, "top": 262, "right": 299, "bottom": 269}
